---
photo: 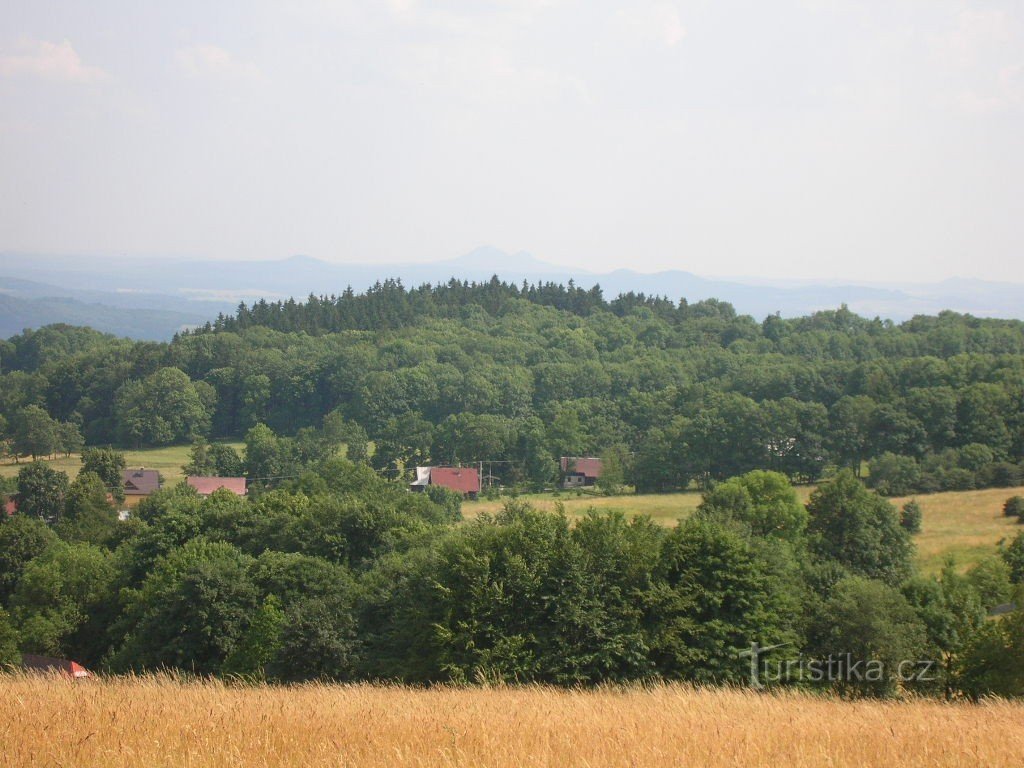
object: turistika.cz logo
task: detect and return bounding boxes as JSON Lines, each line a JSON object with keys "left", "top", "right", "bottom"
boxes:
{"left": 738, "top": 642, "right": 938, "bottom": 689}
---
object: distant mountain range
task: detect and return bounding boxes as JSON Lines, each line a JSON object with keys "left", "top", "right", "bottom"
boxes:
{"left": 2, "top": 247, "right": 1022, "bottom": 340}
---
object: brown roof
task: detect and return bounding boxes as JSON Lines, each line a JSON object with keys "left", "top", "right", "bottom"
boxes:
{"left": 186, "top": 476, "right": 248, "bottom": 496}
{"left": 122, "top": 468, "right": 161, "bottom": 495}
{"left": 430, "top": 467, "right": 480, "bottom": 495}
{"left": 560, "top": 457, "right": 603, "bottom": 479}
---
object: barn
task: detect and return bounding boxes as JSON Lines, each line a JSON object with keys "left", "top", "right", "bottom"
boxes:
{"left": 410, "top": 466, "right": 481, "bottom": 499}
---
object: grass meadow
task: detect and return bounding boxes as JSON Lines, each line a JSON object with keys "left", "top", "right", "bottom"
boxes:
{"left": 1, "top": 674, "right": 1022, "bottom": 768}
{"left": 0, "top": 443, "right": 245, "bottom": 487}
{"left": 466, "top": 484, "right": 1024, "bottom": 574}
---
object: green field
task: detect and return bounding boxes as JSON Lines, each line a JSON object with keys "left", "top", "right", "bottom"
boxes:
{"left": 465, "top": 484, "right": 1024, "bottom": 574}
{"left": 0, "top": 443, "right": 244, "bottom": 486}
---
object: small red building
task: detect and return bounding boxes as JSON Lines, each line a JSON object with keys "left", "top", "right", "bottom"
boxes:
{"left": 410, "top": 466, "right": 480, "bottom": 499}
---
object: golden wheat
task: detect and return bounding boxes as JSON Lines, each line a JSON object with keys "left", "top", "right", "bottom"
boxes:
{"left": 1, "top": 674, "right": 1022, "bottom": 767}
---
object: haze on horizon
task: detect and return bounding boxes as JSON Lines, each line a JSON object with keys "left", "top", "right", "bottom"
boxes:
{"left": 1, "top": 1, "right": 1022, "bottom": 283}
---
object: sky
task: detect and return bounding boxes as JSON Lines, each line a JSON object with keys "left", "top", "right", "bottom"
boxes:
{"left": 0, "top": 1, "right": 1022, "bottom": 282}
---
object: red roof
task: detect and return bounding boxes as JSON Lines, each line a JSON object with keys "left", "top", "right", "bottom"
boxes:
{"left": 560, "top": 457, "right": 603, "bottom": 479}
{"left": 22, "top": 654, "right": 92, "bottom": 679}
{"left": 186, "top": 476, "right": 247, "bottom": 496}
{"left": 430, "top": 467, "right": 480, "bottom": 495}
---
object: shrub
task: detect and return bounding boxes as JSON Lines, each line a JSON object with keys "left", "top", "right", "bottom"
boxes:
{"left": 985, "top": 462, "right": 1021, "bottom": 488}
{"left": 1002, "top": 496, "right": 1024, "bottom": 520}
{"left": 900, "top": 500, "right": 922, "bottom": 535}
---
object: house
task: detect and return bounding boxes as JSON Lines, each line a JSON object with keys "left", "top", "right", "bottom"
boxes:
{"left": 410, "top": 466, "right": 480, "bottom": 500}
{"left": 21, "top": 654, "right": 92, "bottom": 679}
{"left": 560, "top": 457, "right": 603, "bottom": 489}
{"left": 186, "top": 476, "right": 248, "bottom": 497}
{"left": 122, "top": 468, "right": 162, "bottom": 497}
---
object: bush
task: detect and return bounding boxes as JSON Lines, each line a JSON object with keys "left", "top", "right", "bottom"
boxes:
{"left": 1003, "top": 496, "right": 1024, "bottom": 519}
{"left": 984, "top": 462, "right": 1021, "bottom": 488}
{"left": 900, "top": 500, "right": 922, "bottom": 534}
{"left": 866, "top": 453, "right": 920, "bottom": 496}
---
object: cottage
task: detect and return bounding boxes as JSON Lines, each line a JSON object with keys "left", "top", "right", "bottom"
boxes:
{"left": 410, "top": 466, "right": 480, "bottom": 500}
{"left": 560, "top": 457, "right": 603, "bottom": 489}
{"left": 186, "top": 476, "right": 248, "bottom": 497}
{"left": 122, "top": 468, "right": 161, "bottom": 497}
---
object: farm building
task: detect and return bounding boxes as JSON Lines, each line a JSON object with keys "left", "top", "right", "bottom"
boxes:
{"left": 21, "top": 654, "right": 92, "bottom": 679}
{"left": 560, "top": 457, "right": 603, "bottom": 489}
{"left": 186, "top": 476, "right": 248, "bottom": 497}
{"left": 410, "top": 466, "right": 481, "bottom": 499}
{"left": 122, "top": 468, "right": 162, "bottom": 497}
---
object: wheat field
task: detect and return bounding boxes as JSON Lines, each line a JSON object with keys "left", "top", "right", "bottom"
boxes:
{"left": 2, "top": 675, "right": 1023, "bottom": 767}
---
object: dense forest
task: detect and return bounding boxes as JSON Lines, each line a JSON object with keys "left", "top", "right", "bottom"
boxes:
{"left": 1, "top": 278, "right": 1022, "bottom": 494}
{"left": 2, "top": 279, "right": 1024, "bottom": 696}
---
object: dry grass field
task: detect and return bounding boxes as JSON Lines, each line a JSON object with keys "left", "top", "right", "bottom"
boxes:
{"left": 464, "top": 486, "right": 818, "bottom": 526}
{"left": 891, "top": 485, "right": 1024, "bottom": 574}
{"left": 1, "top": 674, "right": 1023, "bottom": 768}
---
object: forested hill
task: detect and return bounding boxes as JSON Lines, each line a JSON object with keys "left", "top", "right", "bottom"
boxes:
{"left": 203, "top": 276, "right": 1024, "bottom": 344}
{"left": 2, "top": 279, "right": 1023, "bottom": 494}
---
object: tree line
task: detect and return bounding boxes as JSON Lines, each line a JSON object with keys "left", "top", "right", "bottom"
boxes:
{"left": 2, "top": 448, "right": 1024, "bottom": 698}
{"left": 0, "top": 281, "right": 1022, "bottom": 493}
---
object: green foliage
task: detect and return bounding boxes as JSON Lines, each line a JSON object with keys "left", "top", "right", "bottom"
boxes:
{"left": 902, "top": 563, "right": 986, "bottom": 694}
{"left": 646, "top": 516, "right": 802, "bottom": 683}
{"left": 0, "top": 606, "right": 19, "bottom": 666}
{"left": 56, "top": 421, "right": 84, "bottom": 457}
{"left": 0, "top": 514, "right": 59, "bottom": 607}
{"left": 10, "top": 405, "right": 59, "bottom": 459}
{"left": 57, "top": 471, "right": 118, "bottom": 546}
{"left": 114, "top": 367, "right": 213, "bottom": 446}
{"left": 807, "top": 470, "right": 914, "bottom": 586}
{"left": 81, "top": 447, "right": 127, "bottom": 504}
{"left": 957, "top": 600, "right": 1024, "bottom": 700}
{"left": 16, "top": 462, "right": 70, "bottom": 521}
{"left": 267, "top": 597, "right": 360, "bottom": 682}
{"left": 425, "top": 484, "right": 463, "bottom": 522}
{"left": 965, "top": 556, "right": 1013, "bottom": 610}
{"left": 1003, "top": 496, "right": 1024, "bottom": 520}
{"left": 221, "top": 595, "right": 286, "bottom": 679}
{"left": 111, "top": 539, "right": 259, "bottom": 673}
{"left": 9, "top": 540, "right": 115, "bottom": 663}
{"left": 595, "top": 445, "right": 630, "bottom": 495}
{"left": 1001, "top": 530, "right": 1024, "bottom": 584}
{"left": 696, "top": 470, "right": 808, "bottom": 541}
{"left": 809, "top": 576, "right": 928, "bottom": 697}
{"left": 900, "top": 500, "right": 923, "bottom": 535}
{"left": 184, "top": 439, "right": 244, "bottom": 477}
{"left": 867, "top": 453, "right": 921, "bottom": 496}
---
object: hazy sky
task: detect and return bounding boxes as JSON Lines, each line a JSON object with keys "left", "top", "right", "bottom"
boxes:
{"left": 1, "top": 1, "right": 1022, "bottom": 281}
